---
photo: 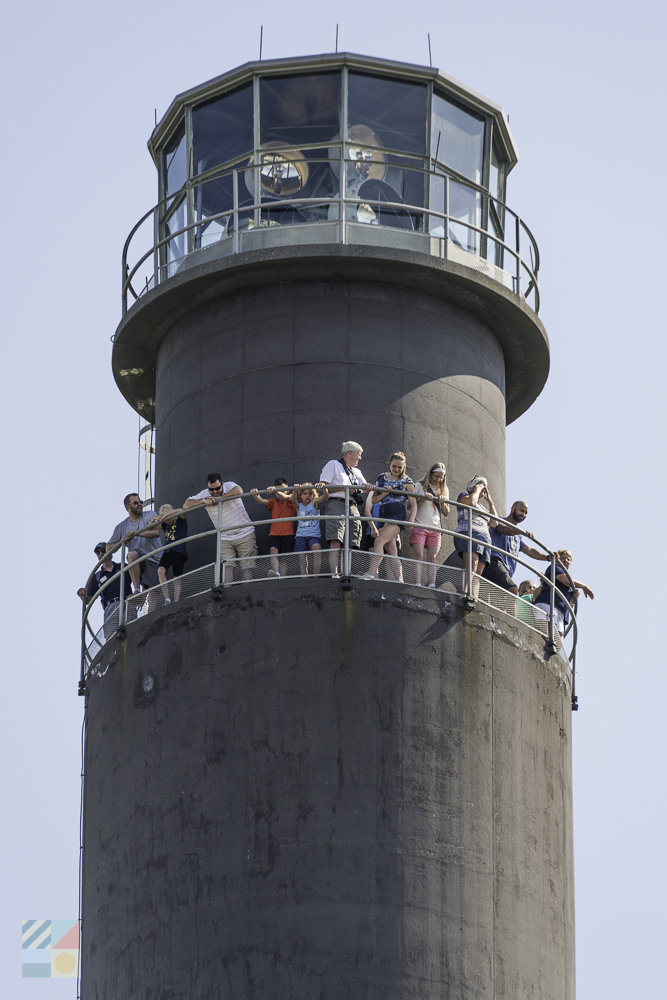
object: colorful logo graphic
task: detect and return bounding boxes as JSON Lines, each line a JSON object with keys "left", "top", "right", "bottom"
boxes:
{"left": 22, "top": 920, "right": 79, "bottom": 979}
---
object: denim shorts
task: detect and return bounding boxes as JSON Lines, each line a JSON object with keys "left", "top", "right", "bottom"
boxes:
{"left": 294, "top": 536, "right": 321, "bottom": 552}
{"left": 454, "top": 530, "right": 491, "bottom": 563}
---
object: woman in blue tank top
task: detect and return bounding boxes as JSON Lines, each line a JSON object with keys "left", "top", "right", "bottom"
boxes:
{"left": 360, "top": 452, "right": 417, "bottom": 582}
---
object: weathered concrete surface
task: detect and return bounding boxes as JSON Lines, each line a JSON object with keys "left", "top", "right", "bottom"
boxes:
{"left": 81, "top": 580, "right": 574, "bottom": 1000}
{"left": 154, "top": 279, "right": 507, "bottom": 565}
{"left": 113, "top": 243, "right": 549, "bottom": 425}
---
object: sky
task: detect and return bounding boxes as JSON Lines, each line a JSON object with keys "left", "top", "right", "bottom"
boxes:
{"left": 1, "top": 0, "right": 665, "bottom": 996}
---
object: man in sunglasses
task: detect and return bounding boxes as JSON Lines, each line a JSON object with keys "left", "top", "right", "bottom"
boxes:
{"left": 107, "top": 493, "right": 162, "bottom": 594}
{"left": 184, "top": 472, "right": 257, "bottom": 582}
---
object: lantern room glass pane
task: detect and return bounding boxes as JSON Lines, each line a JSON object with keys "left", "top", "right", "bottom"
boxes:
{"left": 449, "top": 180, "right": 481, "bottom": 253}
{"left": 431, "top": 93, "right": 484, "bottom": 185}
{"left": 255, "top": 74, "right": 341, "bottom": 213}
{"left": 490, "top": 144, "right": 501, "bottom": 204}
{"left": 428, "top": 174, "right": 481, "bottom": 253}
{"left": 195, "top": 175, "right": 232, "bottom": 247}
{"left": 192, "top": 83, "right": 254, "bottom": 176}
{"left": 259, "top": 73, "right": 341, "bottom": 147}
{"left": 165, "top": 126, "right": 186, "bottom": 195}
{"left": 347, "top": 73, "right": 427, "bottom": 154}
{"left": 165, "top": 198, "right": 187, "bottom": 266}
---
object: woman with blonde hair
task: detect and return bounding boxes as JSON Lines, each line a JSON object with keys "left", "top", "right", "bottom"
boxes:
{"left": 361, "top": 452, "right": 416, "bottom": 582}
{"left": 409, "top": 462, "right": 450, "bottom": 587}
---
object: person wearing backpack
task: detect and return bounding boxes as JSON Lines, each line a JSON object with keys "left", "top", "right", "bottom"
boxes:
{"left": 317, "top": 441, "right": 373, "bottom": 578}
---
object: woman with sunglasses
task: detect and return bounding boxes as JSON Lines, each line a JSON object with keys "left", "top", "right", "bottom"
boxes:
{"left": 409, "top": 462, "right": 450, "bottom": 587}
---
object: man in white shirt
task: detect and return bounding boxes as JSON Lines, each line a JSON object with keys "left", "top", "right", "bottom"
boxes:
{"left": 184, "top": 472, "right": 257, "bottom": 582}
{"left": 317, "top": 441, "right": 372, "bottom": 577}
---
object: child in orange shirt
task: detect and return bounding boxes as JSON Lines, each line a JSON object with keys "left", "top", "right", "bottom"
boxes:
{"left": 251, "top": 478, "right": 295, "bottom": 577}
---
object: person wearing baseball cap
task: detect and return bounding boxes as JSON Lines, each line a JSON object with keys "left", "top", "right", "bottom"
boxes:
{"left": 77, "top": 543, "right": 122, "bottom": 638}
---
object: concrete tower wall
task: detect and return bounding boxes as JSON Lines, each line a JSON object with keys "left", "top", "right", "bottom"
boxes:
{"left": 82, "top": 582, "right": 574, "bottom": 1000}
{"left": 154, "top": 280, "right": 506, "bottom": 558}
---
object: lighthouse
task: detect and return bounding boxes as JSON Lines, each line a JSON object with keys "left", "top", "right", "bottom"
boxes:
{"left": 81, "top": 53, "right": 573, "bottom": 1000}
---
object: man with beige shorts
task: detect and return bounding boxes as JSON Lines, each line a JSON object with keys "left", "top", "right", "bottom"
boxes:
{"left": 184, "top": 472, "right": 257, "bottom": 582}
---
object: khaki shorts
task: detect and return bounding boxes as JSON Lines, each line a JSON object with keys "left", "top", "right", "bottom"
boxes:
{"left": 324, "top": 498, "right": 362, "bottom": 547}
{"left": 220, "top": 531, "right": 258, "bottom": 571}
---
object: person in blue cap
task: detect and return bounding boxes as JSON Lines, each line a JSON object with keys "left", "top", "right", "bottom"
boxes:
{"left": 77, "top": 543, "right": 122, "bottom": 637}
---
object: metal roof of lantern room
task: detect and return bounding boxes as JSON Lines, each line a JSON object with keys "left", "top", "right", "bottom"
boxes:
{"left": 148, "top": 52, "right": 518, "bottom": 170}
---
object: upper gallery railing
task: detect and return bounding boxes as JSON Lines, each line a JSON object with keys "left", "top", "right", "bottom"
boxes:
{"left": 80, "top": 488, "right": 577, "bottom": 707}
{"left": 121, "top": 154, "right": 540, "bottom": 316}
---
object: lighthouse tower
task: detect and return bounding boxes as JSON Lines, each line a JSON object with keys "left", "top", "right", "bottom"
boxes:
{"left": 82, "top": 53, "right": 573, "bottom": 1000}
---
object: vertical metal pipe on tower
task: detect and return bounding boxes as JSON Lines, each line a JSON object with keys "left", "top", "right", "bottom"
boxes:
{"left": 82, "top": 53, "right": 573, "bottom": 1000}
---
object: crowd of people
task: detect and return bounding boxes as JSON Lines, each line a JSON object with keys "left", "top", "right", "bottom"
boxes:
{"left": 78, "top": 440, "right": 594, "bottom": 637}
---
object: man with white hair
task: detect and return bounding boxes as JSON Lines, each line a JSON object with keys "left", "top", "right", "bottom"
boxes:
{"left": 317, "top": 441, "right": 372, "bottom": 577}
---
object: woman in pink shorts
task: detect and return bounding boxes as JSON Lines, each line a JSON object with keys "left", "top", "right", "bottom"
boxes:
{"left": 409, "top": 463, "right": 450, "bottom": 587}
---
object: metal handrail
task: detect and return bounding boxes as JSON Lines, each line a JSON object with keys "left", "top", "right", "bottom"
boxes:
{"left": 121, "top": 154, "right": 540, "bottom": 314}
{"left": 81, "top": 488, "right": 580, "bottom": 706}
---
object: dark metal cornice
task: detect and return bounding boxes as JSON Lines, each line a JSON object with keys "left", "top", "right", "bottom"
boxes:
{"left": 147, "top": 52, "right": 517, "bottom": 171}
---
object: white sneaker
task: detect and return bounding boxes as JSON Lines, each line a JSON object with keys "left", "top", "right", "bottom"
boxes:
{"left": 360, "top": 572, "right": 377, "bottom": 580}
{"left": 268, "top": 569, "right": 280, "bottom": 578}
{"left": 427, "top": 583, "right": 436, "bottom": 589}
{"left": 164, "top": 598, "right": 172, "bottom": 604}
{"left": 331, "top": 572, "right": 341, "bottom": 579}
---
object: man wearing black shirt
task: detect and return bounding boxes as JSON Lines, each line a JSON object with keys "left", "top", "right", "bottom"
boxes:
{"left": 78, "top": 543, "right": 122, "bottom": 638}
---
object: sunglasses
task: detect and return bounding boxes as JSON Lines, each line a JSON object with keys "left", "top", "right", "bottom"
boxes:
{"left": 130, "top": 500, "right": 143, "bottom": 505}
{"left": 208, "top": 485, "right": 223, "bottom": 493}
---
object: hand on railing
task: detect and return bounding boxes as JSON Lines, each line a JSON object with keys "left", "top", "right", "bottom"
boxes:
{"left": 81, "top": 487, "right": 582, "bottom": 702}
{"left": 122, "top": 158, "right": 540, "bottom": 315}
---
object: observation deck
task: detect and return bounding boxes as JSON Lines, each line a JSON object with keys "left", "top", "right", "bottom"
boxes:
{"left": 115, "top": 53, "right": 548, "bottom": 425}
{"left": 81, "top": 490, "right": 578, "bottom": 708}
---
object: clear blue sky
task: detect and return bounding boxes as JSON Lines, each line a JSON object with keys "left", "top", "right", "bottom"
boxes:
{"left": 1, "top": 0, "right": 665, "bottom": 996}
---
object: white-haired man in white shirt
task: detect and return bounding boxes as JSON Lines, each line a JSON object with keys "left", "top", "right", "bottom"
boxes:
{"left": 317, "top": 441, "right": 373, "bottom": 578}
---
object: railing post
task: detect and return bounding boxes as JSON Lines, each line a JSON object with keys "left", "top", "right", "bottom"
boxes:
{"left": 214, "top": 500, "right": 222, "bottom": 587}
{"left": 515, "top": 215, "right": 521, "bottom": 297}
{"left": 444, "top": 175, "right": 450, "bottom": 260}
{"left": 466, "top": 505, "right": 473, "bottom": 600}
{"left": 118, "top": 542, "right": 127, "bottom": 628}
{"left": 548, "top": 551, "right": 556, "bottom": 651}
{"left": 343, "top": 486, "right": 351, "bottom": 578}
{"left": 153, "top": 205, "right": 159, "bottom": 289}
{"left": 232, "top": 169, "right": 239, "bottom": 255}
{"left": 253, "top": 156, "right": 260, "bottom": 231}
{"left": 339, "top": 149, "right": 346, "bottom": 245}
{"left": 79, "top": 602, "right": 88, "bottom": 696}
